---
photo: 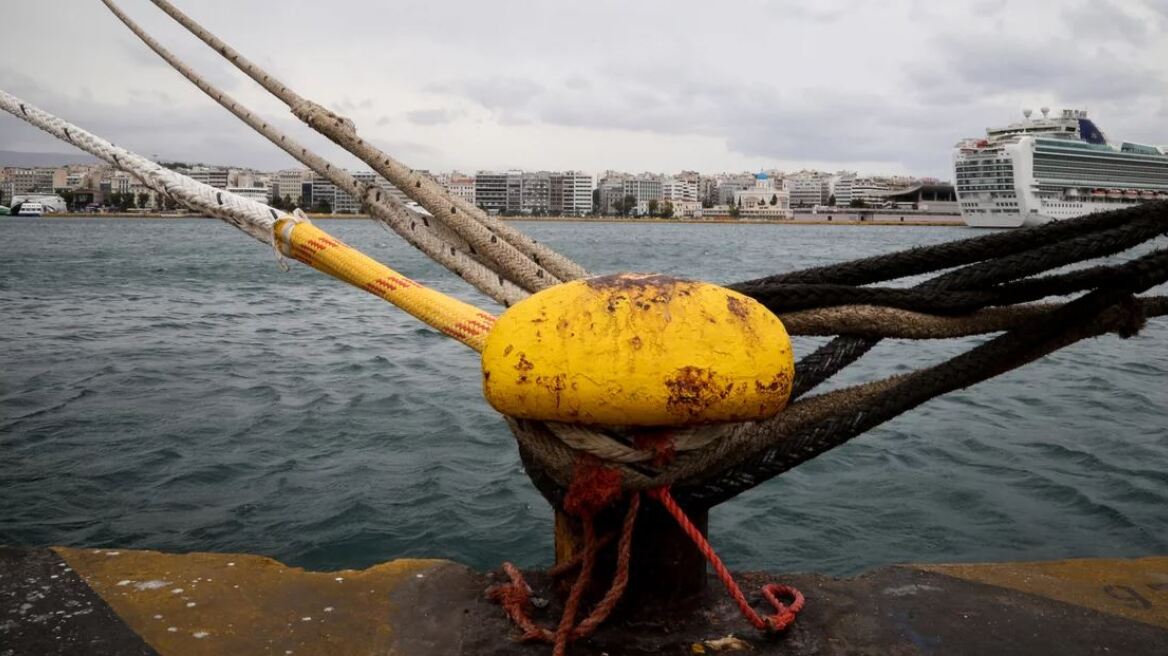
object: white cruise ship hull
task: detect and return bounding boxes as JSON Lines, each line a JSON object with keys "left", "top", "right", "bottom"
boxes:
{"left": 954, "top": 114, "right": 1168, "bottom": 228}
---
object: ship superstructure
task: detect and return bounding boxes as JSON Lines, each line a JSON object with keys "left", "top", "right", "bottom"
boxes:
{"left": 954, "top": 108, "right": 1168, "bottom": 227}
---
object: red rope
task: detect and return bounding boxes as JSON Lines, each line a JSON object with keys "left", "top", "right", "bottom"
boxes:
{"left": 487, "top": 490, "right": 642, "bottom": 654}
{"left": 647, "top": 486, "right": 804, "bottom": 633}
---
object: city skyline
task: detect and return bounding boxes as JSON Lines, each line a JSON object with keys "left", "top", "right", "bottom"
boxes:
{"left": 2, "top": 0, "right": 1166, "bottom": 180}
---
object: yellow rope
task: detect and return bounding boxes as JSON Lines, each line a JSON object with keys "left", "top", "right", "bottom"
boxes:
{"left": 276, "top": 218, "right": 495, "bottom": 352}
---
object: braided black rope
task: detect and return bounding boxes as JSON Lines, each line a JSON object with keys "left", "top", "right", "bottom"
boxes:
{"left": 678, "top": 202, "right": 1168, "bottom": 507}
{"left": 735, "top": 201, "right": 1168, "bottom": 288}
{"left": 680, "top": 256, "right": 1165, "bottom": 507}
{"left": 744, "top": 248, "right": 1168, "bottom": 315}
{"left": 514, "top": 203, "right": 1168, "bottom": 511}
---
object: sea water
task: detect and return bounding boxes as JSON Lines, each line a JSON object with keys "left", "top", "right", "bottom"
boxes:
{"left": 2, "top": 218, "right": 1166, "bottom": 574}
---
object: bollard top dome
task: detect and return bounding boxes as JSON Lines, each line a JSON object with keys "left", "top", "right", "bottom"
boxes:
{"left": 482, "top": 273, "right": 794, "bottom": 427}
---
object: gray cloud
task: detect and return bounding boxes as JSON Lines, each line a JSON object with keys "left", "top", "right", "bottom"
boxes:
{"left": 406, "top": 108, "right": 462, "bottom": 126}
{"left": 1, "top": 0, "right": 1164, "bottom": 176}
{"left": 1063, "top": 0, "right": 1152, "bottom": 44}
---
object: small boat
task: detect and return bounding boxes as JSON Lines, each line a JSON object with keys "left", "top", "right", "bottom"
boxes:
{"left": 16, "top": 201, "right": 45, "bottom": 216}
{"left": 0, "top": 204, "right": 10, "bottom": 216}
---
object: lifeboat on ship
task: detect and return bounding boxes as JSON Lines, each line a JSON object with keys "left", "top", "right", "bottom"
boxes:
{"left": 1107, "top": 189, "right": 1124, "bottom": 200}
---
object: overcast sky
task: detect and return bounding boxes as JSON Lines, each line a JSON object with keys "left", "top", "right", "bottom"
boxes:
{"left": 2, "top": 0, "right": 1166, "bottom": 178}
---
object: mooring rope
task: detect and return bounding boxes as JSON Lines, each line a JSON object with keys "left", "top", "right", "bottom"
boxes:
{"left": 0, "top": 89, "right": 277, "bottom": 244}
{"left": 502, "top": 202, "right": 1168, "bottom": 504}
{"left": 100, "top": 0, "right": 529, "bottom": 307}
{"left": 0, "top": 89, "right": 502, "bottom": 352}
{"left": 145, "top": 0, "right": 588, "bottom": 287}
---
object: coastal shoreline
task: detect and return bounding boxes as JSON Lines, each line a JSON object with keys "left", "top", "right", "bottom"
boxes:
{"left": 33, "top": 213, "right": 968, "bottom": 227}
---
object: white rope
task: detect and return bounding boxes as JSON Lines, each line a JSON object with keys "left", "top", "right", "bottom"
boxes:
{"left": 99, "top": 0, "right": 527, "bottom": 307}
{"left": 147, "top": 0, "right": 588, "bottom": 287}
{"left": 0, "top": 89, "right": 281, "bottom": 245}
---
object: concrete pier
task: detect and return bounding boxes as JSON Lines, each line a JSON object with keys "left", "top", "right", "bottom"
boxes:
{"left": 3, "top": 546, "right": 1166, "bottom": 654}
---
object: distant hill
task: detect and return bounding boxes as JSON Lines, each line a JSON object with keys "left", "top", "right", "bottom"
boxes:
{"left": 0, "top": 150, "right": 100, "bottom": 167}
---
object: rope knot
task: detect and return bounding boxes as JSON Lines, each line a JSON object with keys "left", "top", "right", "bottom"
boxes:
{"left": 761, "top": 583, "right": 805, "bottom": 633}
{"left": 563, "top": 457, "right": 623, "bottom": 518}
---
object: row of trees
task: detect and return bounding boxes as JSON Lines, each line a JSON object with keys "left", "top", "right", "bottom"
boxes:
{"left": 610, "top": 195, "right": 677, "bottom": 218}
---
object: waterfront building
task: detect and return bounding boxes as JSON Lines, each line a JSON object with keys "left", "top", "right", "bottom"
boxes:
{"left": 597, "top": 172, "right": 629, "bottom": 214}
{"left": 475, "top": 170, "right": 523, "bottom": 214}
{"left": 273, "top": 169, "right": 311, "bottom": 204}
{"left": 662, "top": 178, "right": 699, "bottom": 204}
{"left": 622, "top": 174, "right": 664, "bottom": 210}
{"left": 177, "top": 166, "right": 229, "bottom": 189}
{"left": 1, "top": 167, "right": 56, "bottom": 197}
{"left": 442, "top": 172, "right": 476, "bottom": 205}
{"left": 784, "top": 172, "right": 832, "bottom": 208}
{"left": 734, "top": 172, "right": 793, "bottom": 219}
{"left": 226, "top": 186, "right": 271, "bottom": 204}
{"left": 353, "top": 171, "right": 411, "bottom": 208}
{"left": 549, "top": 171, "right": 593, "bottom": 216}
{"left": 715, "top": 174, "right": 755, "bottom": 205}
{"left": 832, "top": 172, "right": 856, "bottom": 206}
{"left": 521, "top": 171, "right": 551, "bottom": 214}
{"left": 311, "top": 176, "right": 342, "bottom": 212}
{"left": 852, "top": 178, "right": 891, "bottom": 203}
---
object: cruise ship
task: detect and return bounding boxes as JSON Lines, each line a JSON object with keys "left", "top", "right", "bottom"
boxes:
{"left": 953, "top": 108, "right": 1168, "bottom": 227}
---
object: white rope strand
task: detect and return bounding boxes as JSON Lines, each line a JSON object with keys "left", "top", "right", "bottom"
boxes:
{"left": 0, "top": 89, "right": 279, "bottom": 245}
{"left": 147, "top": 0, "right": 589, "bottom": 287}
{"left": 99, "top": 0, "right": 527, "bottom": 307}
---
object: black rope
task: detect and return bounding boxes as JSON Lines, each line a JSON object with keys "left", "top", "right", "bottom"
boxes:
{"left": 678, "top": 203, "right": 1168, "bottom": 507}
{"left": 744, "top": 248, "right": 1168, "bottom": 315}
{"left": 734, "top": 201, "right": 1168, "bottom": 288}
{"left": 742, "top": 201, "right": 1168, "bottom": 400}
{"left": 512, "top": 203, "right": 1168, "bottom": 511}
{"left": 680, "top": 285, "right": 1162, "bottom": 508}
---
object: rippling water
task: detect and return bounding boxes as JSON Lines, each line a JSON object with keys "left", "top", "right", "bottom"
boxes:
{"left": 2, "top": 217, "right": 1166, "bottom": 575}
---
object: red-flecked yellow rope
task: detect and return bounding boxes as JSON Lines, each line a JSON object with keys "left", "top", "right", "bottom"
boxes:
{"left": 275, "top": 218, "right": 495, "bottom": 352}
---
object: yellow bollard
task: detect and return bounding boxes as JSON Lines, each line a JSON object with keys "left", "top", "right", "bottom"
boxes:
{"left": 482, "top": 273, "right": 794, "bottom": 427}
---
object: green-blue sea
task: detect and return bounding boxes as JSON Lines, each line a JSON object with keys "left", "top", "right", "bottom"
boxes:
{"left": 2, "top": 218, "right": 1166, "bottom": 574}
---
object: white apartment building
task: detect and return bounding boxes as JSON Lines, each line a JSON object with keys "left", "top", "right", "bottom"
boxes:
{"left": 662, "top": 178, "right": 699, "bottom": 204}
{"left": 784, "top": 173, "right": 832, "bottom": 208}
{"left": 226, "top": 186, "right": 271, "bottom": 204}
{"left": 550, "top": 171, "right": 593, "bottom": 215}
{"left": 852, "top": 178, "right": 891, "bottom": 203}
{"left": 622, "top": 175, "right": 664, "bottom": 209}
{"left": 179, "top": 166, "right": 229, "bottom": 189}
{"left": 832, "top": 172, "right": 855, "bottom": 206}
{"left": 274, "top": 169, "right": 311, "bottom": 204}
{"left": 442, "top": 172, "right": 476, "bottom": 205}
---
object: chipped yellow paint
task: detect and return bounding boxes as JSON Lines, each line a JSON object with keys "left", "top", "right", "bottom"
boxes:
{"left": 54, "top": 546, "right": 447, "bottom": 655}
{"left": 920, "top": 556, "right": 1168, "bottom": 629}
{"left": 482, "top": 273, "right": 794, "bottom": 426}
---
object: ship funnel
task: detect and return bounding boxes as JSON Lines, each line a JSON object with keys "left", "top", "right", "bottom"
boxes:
{"left": 1040, "top": 106, "right": 1050, "bottom": 118}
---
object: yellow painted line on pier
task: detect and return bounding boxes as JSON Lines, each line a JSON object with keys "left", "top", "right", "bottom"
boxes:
{"left": 919, "top": 556, "right": 1168, "bottom": 629}
{"left": 54, "top": 546, "right": 448, "bottom": 655}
